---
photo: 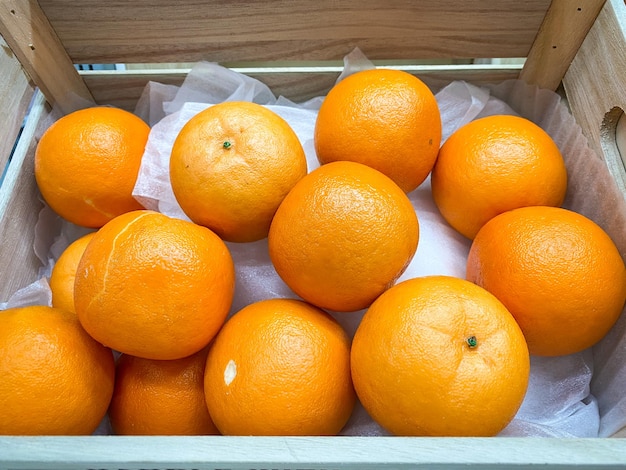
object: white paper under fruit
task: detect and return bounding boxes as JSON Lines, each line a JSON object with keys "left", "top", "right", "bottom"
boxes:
{"left": 6, "top": 49, "right": 626, "bottom": 438}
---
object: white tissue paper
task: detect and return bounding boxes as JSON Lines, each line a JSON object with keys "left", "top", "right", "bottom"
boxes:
{"left": 9, "top": 48, "right": 626, "bottom": 438}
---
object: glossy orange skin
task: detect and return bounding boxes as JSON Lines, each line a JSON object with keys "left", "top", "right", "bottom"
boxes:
{"left": 268, "top": 161, "right": 419, "bottom": 312}
{"left": 170, "top": 101, "right": 308, "bottom": 243}
{"left": 74, "top": 210, "right": 235, "bottom": 360}
{"left": 49, "top": 232, "right": 96, "bottom": 313}
{"left": 432, "top": 114, "right": 567, "bottom": 239}
{"left": 35, "top": 107, "right": 149, "bottom": 227}
{"left": 204, "top": 298, "right": 356, "bottom": 436}
{"left": 109, "top": 347, "right": 219, "bottom": 436}
{"left": 467, "top": 206, "right": 626, "bottom": 356}
{"left": 351, "top": 275, "right": 530, "bottom": 437}
{"left": 315, "top": 68, "right": 442, "bottom": 193}
{"left": 0, "top": 306, "right": 115, "bottom": 435}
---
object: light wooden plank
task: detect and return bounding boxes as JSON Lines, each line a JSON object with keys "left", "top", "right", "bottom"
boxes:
{"left": 0, "top": 34, "right": 34, "bottom": 172}
{"left": 519, "top": 0, "right": 606, "bottom": 90}
{"left": 616, "top": 113, "right": 626, "bottom": 173}
{"left": 38, "top": 0, "right": 550, "bottom": 64}
{"left": 1, "top": 436, "right": 626, "bottom": 469}
{"left": 0, "top": 92, "right": 50, "bottom": 301}
{"left": 0, "top": 0, "right": 94, "bottom": 114}
{"left": 81, "top": 64, "right": 523, "bottom": 111}
{"left": 562, "top": 0, "right": 626, "bottom": 195}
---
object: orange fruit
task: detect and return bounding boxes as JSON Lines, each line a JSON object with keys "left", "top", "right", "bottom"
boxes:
{"left": 34, "top": 106, "right": 149, "bottom": 228}
{"left": 431, "top": 114, "right": 568, "bottom": 239}
{"left": 314, "top": 68, "right": 441, "bottom": 193}
{"left": 49, "top": 232, "right": 96, "bottom": 313}
{"left": 466, "top": 206, "right": 626, "bottom": 356}
{"left": 268, "top": 161, "right": 419, "bottom": 312}
{"left": 204, "top": 298, "right": 356, "bottom": 436}
{"left": 0, "top": 306, "right": 115, "bottom": 435}
{"left": 109, "top": 347, "right": 219, "bottom": 435}
{"left": 351, "top": 275, "right": 529, "bottom": 437}
{"left": 169, "top": 101, "right": 308, "bottom": 243}
{"left": 74, "top": 210, "right": 235, "bottom": 360}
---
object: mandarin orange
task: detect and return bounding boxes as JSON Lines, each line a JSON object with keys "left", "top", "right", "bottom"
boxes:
{"left": 109, "top": 347, "right": 219, "bottom": 435}
{"left": 351, "top": 275, "right": 529, "bottom": 436}
{"left": 204, "top": 298, "right": 355, "bottom": 435}
{"left": 170, "top": 101, "right": 307, "bottom": 242}
{"left": 268, "top": 161, "right": 419, "bottom": 312}
{"left": 74, "top": 210, "right": 235, "bottom": 360}
{"left": 431, "top": 114, "right": 567, "bottom": 239}
{"left": 467, "top": 205, "right": 626, "bottom": 356}
{"left": 35, "top": 107, "right": 149, "bottom": 228}
{"left": 314, "top": 68, "right": 441, "bottom": 193}
{"left": 49, "top": 232, "right": 96, "bottom": 313}
{"left": 0, "top": 306, "right": 115, "bottom": 435}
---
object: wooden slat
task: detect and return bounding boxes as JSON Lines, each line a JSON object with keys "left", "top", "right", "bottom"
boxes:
{"left": 0, "top": 34, "right": 34, "bottom": 173}
{"left": 38, "top": 0, "right": 550, "bottom": 64}
{"left": 0, "top": 92, "right": 49, "bottom": 301}
{"left": 2, "top": 435, "right": 626, "bottom": 469}
{"left": 81, "top": 64, "right": 523, "bottom": 111}
{"left": 519, "top": 0, "right": 606, "bottom": 90}
{"left": 563, "top": 0, "right": 626, "bottom": 195}
{"left": 616, "top": 113, "right": 626, "bottom": 174}
{"left": 0, "top": 0, "right": 94, "bottom": 114}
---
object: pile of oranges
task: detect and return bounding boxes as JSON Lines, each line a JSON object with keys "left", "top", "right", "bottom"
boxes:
{"left": 1, "top": 68, "right": 625, "bottom": 437}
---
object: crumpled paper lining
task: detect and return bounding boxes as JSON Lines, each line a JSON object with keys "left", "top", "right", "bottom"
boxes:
{"left": 4, "top": 48, "right": 626, "bottom": 438}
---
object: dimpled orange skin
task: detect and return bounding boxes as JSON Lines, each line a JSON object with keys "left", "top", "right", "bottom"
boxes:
{"left": 431, "top": 114, "right": 567, "bottom": 239}
{"left": 204, "top": 298, "right": 356, "bottom": 436}
{"left": 351, "top": 276, "right": 530, "bottom": 437}
{"left": 0, "top": 306, "right": 115, "bottom": 435}
{"left": 170, "top": 101, "right": 308, "bottom": 243}
{"left": 74, "top": 210, "right": 236, "bottom": 360}
{"left": 268, "top": 161, "right": 419, "bottom": 312}
{"left": 314, "top": 68, "right": 442, "bottom": 193}
{"left": 467, "top": 206, "right": 626, "bottom": 356}
{"left": 49, "top": 232, "right": 96, "bottom": 313}
{"left": 34, "top": 107, "right": 149, "bottom": 228}
{"left": 109, "top": 347, "right": 219, "bottom": 436}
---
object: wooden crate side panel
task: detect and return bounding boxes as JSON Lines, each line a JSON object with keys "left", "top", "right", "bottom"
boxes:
{"left": 38, "top": 0, "right": 550, "bottom": 64}
{"left": 1, "top": 435, "right": 626, "bottom": 469}
{"left": 0, "top": 34, "right": 34, "bottom": 173}
{"left": 0, "top": 93, "right": 50, "bottom": 302}
{"left": 81, "top": 66, "right": 523, "bottom": 111}
{"left": 563, "top": 0, "right": 626, "bottom": 195}
{"left": 519, "top": 0, "right": 606, "bottom": 90}
{"left": 0, "top": 1, "right": 94, "bottom": 115}
{"left": 3, "top": 1, "right": 603, "bottom": 114}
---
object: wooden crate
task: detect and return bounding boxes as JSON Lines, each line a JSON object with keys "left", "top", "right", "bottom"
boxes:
{"left": 1, "top": 0, "right": 626, "bottom": 467}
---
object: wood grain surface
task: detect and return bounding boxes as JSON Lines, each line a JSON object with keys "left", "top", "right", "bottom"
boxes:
{"left": 519, "top": 0, "right": 606, "bottom": 90}
{"left": 0, "top": 92, "right": 49, "bottom": 301}
{"left": 0, "top": 35, "right": 34, "bottom": 173}
{"left": 563, "top": 0, "right": 626, "bottom": 195}
{"left": 80, "top": 63, "right": 523, "bottom": 111}
{"left": 0, "top": 1, "right": 94, "bottom": 114}
{"left": 38, "top": 0, "right": 550, "bottom": 64}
